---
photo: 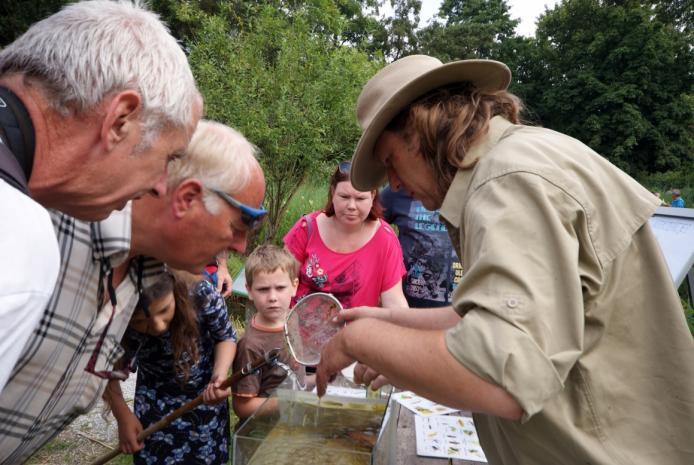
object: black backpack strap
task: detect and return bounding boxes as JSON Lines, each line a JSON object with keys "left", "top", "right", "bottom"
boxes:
{"left": 0, "top": 86, "right": 35, "bottom": 180}
{"left": 0, "top": 141, "right": 28, "bottom": 194}
{"left": 0, "top": 86, "right": 35, "bottom": 195}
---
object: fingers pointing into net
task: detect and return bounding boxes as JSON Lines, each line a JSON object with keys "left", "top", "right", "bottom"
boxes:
{"left": 315, "top": 331, "right": 356, "bottom": 397}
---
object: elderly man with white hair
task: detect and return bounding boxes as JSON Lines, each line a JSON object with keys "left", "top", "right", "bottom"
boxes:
{"left": 0, "top": 0, "right": 202, "bottom": 397}
{"left": 0, "top": 120, "right": 266, "bottom": 463}
{"left": 129, "top": 120, "right": 266, "bottom": 273}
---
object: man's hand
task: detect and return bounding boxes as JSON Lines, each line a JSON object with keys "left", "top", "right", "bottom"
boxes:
{"left": 118, "top": 411, "right": 144, "bottom": 454}
{"left": 315, "top": 331, "right": 357, "bottom": 397}
{"left": 216, "top": 260, "right": 233, "bottom": 297}
{"left": 203, "top": 374, "right": 231, "bottom": 405}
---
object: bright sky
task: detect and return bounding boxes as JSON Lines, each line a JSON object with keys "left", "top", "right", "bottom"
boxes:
{"left": 407, "top": 0, "right": 562, "bottom": 37}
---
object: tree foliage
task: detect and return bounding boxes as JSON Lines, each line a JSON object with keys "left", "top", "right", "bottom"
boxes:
{"left": 378, "top": 0, "right": 422, "bottom": 59}
{"left": 419, "top": 0, "right": 519, "bottom": 60}
{"left": 0, "top": 0, "right": 67, "bottom": 45}
{"left": 188, "top": 5, "right": 381, "bottom": 242}
{"left": 2, "top": 0, "right": 690, "bottom": 195}
{"left": 334, "top": 0, "right": 386, "bottom": 52}
{"left": 525, "top": 0, "right": 693, "bottom": 175}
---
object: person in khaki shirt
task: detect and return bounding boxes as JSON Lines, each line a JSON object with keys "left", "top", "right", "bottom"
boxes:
{"left": 315, "top": 55, "right": 694, "bottom": 465}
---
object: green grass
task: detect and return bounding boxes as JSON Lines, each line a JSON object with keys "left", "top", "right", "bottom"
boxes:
{"left": 111, "top": 454, "right": 133, "bottom": 465}
{"left": 29, "top": 438, "right": 72, "bottom": 456}
{"left": 684, "top": 299, "right": 694, "bottom": 335}
{"left": 639, "top": 167, "right": 694, "bottom": 207}
{"left": 276, "top": 180, "right": 329, "bottom": 242}
{"left": 226, "top": 253, "right": 245, "bottom": 280}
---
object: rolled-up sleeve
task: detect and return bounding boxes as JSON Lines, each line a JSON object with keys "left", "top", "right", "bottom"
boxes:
{"left": 445, "top": 171, "right": 599, "bottom": 421}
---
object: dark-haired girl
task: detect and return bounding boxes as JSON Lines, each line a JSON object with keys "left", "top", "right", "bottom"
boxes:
{"left": 104, "top": 273, "right": 236, "bottom": 465}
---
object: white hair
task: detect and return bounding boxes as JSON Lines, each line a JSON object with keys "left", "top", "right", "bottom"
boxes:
{"left": 0, "top": 0, "right": 200, "bottom": 146}
{"left": 168, "top": 120, "right": 261, "bottom": 214}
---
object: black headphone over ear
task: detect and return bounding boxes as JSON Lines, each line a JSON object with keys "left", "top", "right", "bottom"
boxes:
{"left": 0, "top": 86, "right": 36, "bottom": 182}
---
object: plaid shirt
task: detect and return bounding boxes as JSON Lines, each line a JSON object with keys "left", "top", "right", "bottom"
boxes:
{"left": 0, "top": 203, "right": 163, "bottom": 464}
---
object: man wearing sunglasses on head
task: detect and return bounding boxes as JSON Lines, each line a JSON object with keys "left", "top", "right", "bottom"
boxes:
{"left": 0, "top": 120, "right": 266, "bottom": 463}
{"left": 129, "top": 120, "right": 267, "bottom": 274}
{"left": 201, "top": 187, "right": 267, "bottom": 296}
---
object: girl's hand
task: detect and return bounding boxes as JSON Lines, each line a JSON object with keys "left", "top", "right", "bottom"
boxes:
{"left": 215, "top": 261, "right": 233, "bottom": 297}
{"left": 203, "top": 374, "right": 231, "bottom": 405}
{"left": 118, "top": 411, "right": 144, "bottom": 454}
{"left": 333, "top": 306, "right": 384, "bottom": 324}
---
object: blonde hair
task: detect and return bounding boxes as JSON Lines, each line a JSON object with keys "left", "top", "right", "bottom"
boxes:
{"left": 0, "top": 0, "right": 200, "bottom": 147}
{"left": 387, "top": 83, "right": 522, "bottom": 201}
{"left": 167, "top": 120, "right": 260, "bottom": 214}
{"left": 245, "top": 244, "right": 298, "bottom": 287}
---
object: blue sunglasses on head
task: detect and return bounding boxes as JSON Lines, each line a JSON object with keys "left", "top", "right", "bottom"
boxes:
{"left": 211, "top": 189, "right": 268, "bottom": 230}
{"left": 338, "top": 160, "right": 351, "bottom": 174}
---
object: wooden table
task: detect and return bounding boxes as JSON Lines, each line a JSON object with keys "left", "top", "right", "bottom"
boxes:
{"left": 392, "top": 402, "right": 482, "bottom": 465}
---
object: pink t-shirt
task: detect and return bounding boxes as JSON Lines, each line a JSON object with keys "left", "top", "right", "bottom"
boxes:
{"left": 284, "top": 211, "right": 406, "bottom": 308}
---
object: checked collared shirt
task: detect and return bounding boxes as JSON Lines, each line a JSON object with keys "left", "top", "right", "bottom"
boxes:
{"left": 0, "top": 203, "right": 163, "bottom": 464}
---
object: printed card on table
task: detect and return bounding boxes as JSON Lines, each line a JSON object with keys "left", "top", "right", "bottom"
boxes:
{"left": 311, "top": 385, "right": 367, "bottom": 398}
{"left": 392, "top": 390, "right": 459, "bottom": 417}
{"left": 415, "top": 415, "right": 487, "bottom": 462}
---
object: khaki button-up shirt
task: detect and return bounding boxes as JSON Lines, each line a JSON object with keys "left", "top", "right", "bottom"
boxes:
{"left": 441, "top": 117, "right": 694, "bottom": 465}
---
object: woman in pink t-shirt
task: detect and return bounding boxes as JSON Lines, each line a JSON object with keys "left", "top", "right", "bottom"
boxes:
{"left": 284, "top": 162, "right": 408, "bottom": 309}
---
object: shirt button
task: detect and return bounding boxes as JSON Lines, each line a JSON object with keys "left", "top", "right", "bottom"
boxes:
{"left": 506, "top": 298, "right": 519, "bottom": 308}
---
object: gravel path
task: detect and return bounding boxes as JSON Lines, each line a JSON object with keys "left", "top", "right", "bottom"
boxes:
{"left": 28, "top": 376, "right": 137, "bottom": 465}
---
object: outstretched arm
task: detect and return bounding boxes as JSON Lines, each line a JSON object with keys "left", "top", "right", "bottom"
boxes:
{"left": 103, "top": 379, "right": 144, "bottom": 454}
{"left": 232, "top": 395, "right": 278, "bottom": 420}
{"left": 203, "top": 340, "right": 236, "bottom": 404}
{"left": 316, "top": 318, "right": 523, "bottom": 421}
{"left": 215, "top": 257, "right": 232, "bottom": 297}
{"left": 379, "top": 281, "right": 409, "bottom": 308}
{"left": 338, "top": 305, "right": 460, "bottom": 330}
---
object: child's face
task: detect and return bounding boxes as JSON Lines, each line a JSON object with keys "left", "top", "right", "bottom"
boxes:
{"left": 247, "top": 268, "right": 298, "bottom": 324}
{"left": 129, "top": 291, "right": 176, "bottom": 336}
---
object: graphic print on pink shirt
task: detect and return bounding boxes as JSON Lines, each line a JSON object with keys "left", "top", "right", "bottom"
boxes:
{"left": 284, "top": 211, "right": 405, "bottom": 309}
{"left": 305, "top": 253, "right": 328, "bottom": 289}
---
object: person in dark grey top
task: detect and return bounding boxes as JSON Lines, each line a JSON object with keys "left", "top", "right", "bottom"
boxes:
{"left": 380, "top": 186, "right": 461, "bottom": 308}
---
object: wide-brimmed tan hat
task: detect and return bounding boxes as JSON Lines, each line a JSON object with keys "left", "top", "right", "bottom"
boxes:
{"left": 350, "top": 55, "right": 511, "bottom": 191}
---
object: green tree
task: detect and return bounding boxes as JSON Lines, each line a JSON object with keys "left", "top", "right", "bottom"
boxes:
{"left": 381, "top": 0, "right": 422, "bottom": 59}
{"left": 334, "top": 0, "right": 389, "bottom": 55}
{"left": 0, "top": 0, "right": 68, "bottom": 45}
{"left": 526, "top": 0, "right": 693, "bottom": 174}
{"left": 146, "top": 0, "right": 224, "bottom": 43}
{"left": 188, "top": 6, "right": 381, "bottom": 242}
{"left": 130, "top": 1, "right": 369, "bottom": 48}
{"left": 419, "top": 0, "right": 519, "bottom": 60}
{"left": 650, "top": 0, "right": 693, "bottom": 34}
